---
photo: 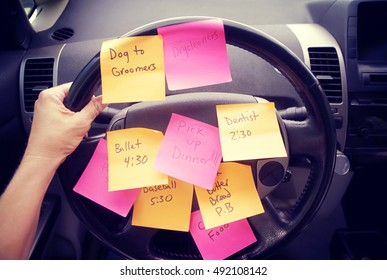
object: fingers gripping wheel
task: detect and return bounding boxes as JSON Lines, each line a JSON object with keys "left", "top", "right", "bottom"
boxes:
{"left": 64, "top": 56, "right": 101, "bottom": 112}
{"left": 60, "top": 17, "right": 336, "bottom": 259}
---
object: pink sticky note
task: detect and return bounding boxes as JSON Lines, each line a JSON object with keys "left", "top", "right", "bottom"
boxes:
{"left": 73, "top": 139, "right": 140, "bottom": 217}
{"left": 154, "top": 113, "right": 222, "bottom": 190}
{"left": 158, "top": 19, "right": 232, "bottom": 90}
{"left": 189, "top": 210, "right": 257, "bottom": 260}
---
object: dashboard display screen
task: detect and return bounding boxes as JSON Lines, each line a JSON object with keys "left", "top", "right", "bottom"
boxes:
{"left": 357, "top": 2, "right": 387, "bottom": 62}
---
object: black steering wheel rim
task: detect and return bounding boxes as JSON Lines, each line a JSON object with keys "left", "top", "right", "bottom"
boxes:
{"left": 60, "top": 16, "right": 336, "bottom": 259}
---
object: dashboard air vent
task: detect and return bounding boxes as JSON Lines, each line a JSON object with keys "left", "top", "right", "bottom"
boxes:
{"left": 23, "top": 58, "right": 54, "bottom": 112}
{"left": 308, "top": 47, "right": 343, "bottom": 104}
{"left": 50, "top": 28, "right": 74, "bottom": 41}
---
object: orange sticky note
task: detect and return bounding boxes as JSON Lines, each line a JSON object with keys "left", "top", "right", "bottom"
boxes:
{"left": 100, "top": 35, "right": 165, "bottom": 103}
{"left": 107, "top": 128, "right": 168, "bottom": 191}
{"left": 132, "top": 177, "right": 194, "bottom": 231}
{"left": 216, "top": 102, "right": 287, "bottom": 161}
{"left": 195, "top": 162, "right": 264, "bottom": 229}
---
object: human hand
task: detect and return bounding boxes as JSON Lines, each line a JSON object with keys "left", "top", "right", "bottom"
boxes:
{"left": 24, "top": 83, "right": 107, "bottom": 164}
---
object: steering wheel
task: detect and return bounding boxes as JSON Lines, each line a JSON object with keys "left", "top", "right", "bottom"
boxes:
{"left": 59, "top": 17, "right": 336, "bottom": 259}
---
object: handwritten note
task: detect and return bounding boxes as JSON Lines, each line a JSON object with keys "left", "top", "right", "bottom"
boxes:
{"left": 154, "top": 113, "right": 222, "bottom": 190}
{"left": 132, "top": 177, "right": 194, "bottom": 231}
{"left": 100, "top": 35, "right": 165, "bottom": 103}
{"left": 107, "top": 128, "right": 168, "bottom": 191}
{"left": 195, "top": 162, "right": 264, "bottom": 229}
{"left": 73, "top": 139, "right": 140, "bottom": 217}
{"left": 189, "top": 210, "right": 256, "bottom": 260}
{"left": 157, "top": 19, "right": 232, "bottom": 90}
{"left": 216, "top": 102, "right": 287, "bottom": 161}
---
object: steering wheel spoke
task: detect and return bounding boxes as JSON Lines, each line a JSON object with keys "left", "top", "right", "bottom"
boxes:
{"left": 284, "top": 119, "right": 326, "bottom": 161}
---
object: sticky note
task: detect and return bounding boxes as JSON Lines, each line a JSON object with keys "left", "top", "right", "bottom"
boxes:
{"left": 216, "top": 102, "right": 287, "bottom": 161}
{"left": 195, "top": 162, "right": 264, "bottom": 229}
{"left": 107, "top": 128, "right": 168, "bottom": 191}
{"left": 189, "top": 210, "right": 256, "bottom": 260}
{"left": 154, "top": 113, "right": 222, "bottom": 190}
{"left": 73, "top": 139, "right": 140, "bottom": 217}
{"left": 132, "top": 177, "right": 194, "bottom": 231}
{"left": 158, "top": 19, "right": 232, "bottom": 90}
{"left": 100, "top": 35, "right": 165, "bottom": 103}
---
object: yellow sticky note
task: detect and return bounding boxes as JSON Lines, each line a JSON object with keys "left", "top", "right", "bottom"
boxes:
{"left": 195, "top": 162, "right": 264, "bottom": 229}
{"left": 216, "top": 102, "right": 287, "bottom": 161}
{"left": 132, "top": 177, "right": 194, "bottom": 231}
{"left": 100, "top": 35, "right": 165, "bottom": 103}
{"left": 107, "top": 128, "right": 168, "bottom": 191}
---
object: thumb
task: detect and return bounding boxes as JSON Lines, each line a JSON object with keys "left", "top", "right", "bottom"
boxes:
{"left": 77, "top": 95, "right": 107, "bottom": 122}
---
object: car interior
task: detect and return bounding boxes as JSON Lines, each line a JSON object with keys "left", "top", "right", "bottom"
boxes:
{"left": 1, "top": 0, "right": 387, "bottom": 260}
